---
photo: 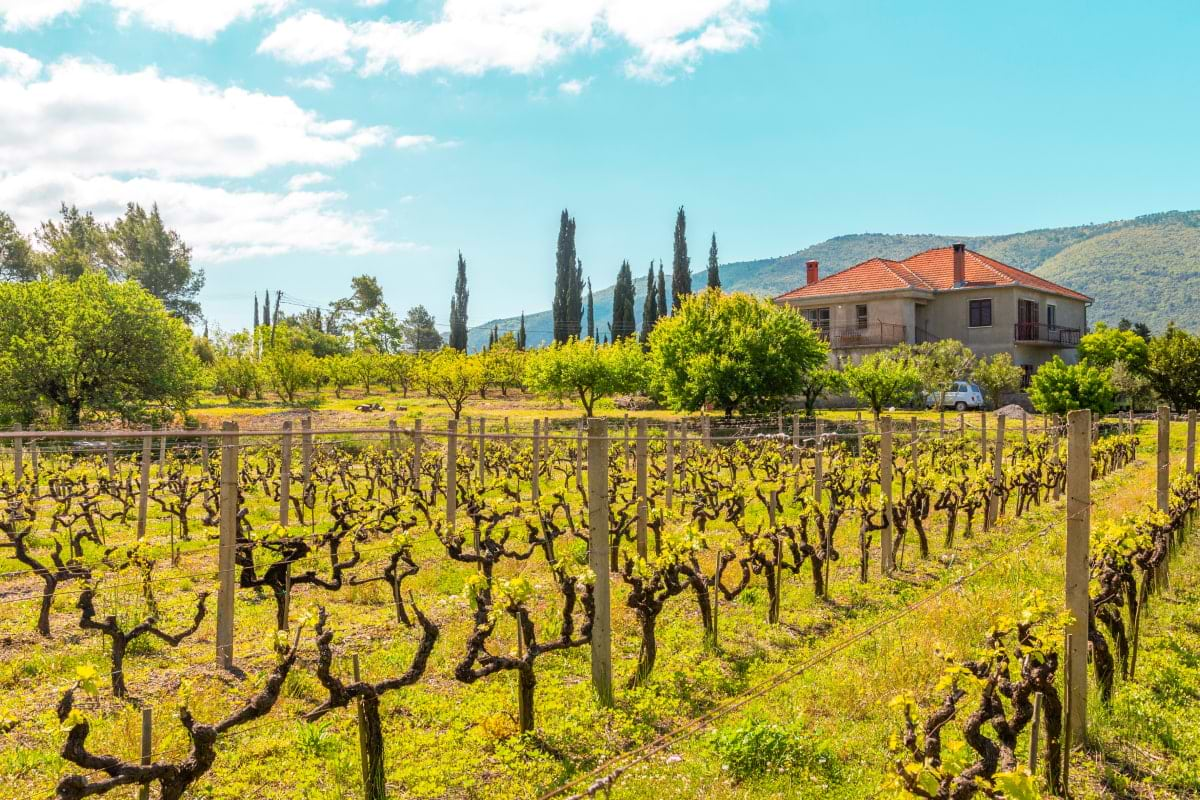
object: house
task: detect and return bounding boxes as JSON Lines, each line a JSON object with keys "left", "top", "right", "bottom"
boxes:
{"left": 774, "top": 243, "right": 1092, "bottom": 384}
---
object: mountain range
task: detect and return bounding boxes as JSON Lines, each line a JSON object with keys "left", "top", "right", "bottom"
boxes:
{"left": 467, "top": 209, "right": 1200, "bottom": 351}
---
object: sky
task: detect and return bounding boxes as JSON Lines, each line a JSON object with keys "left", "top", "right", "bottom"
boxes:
{"left": 1, "top": 1, "right": 1199, "bottom": 337}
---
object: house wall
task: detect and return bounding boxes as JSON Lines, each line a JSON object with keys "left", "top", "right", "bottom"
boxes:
{"left": 781, "top": 285, "right": 1088, "bottom": 372}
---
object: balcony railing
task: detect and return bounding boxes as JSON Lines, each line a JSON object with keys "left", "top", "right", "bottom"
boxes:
{"left": 1014, "top": 322, "right": 1081, "bottom": 346}
{"left": 829, "top": 321, "right": 908, "bottom": 349}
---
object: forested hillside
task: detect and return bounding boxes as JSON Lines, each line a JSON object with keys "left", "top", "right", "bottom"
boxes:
{"left": 469, "top": 210, "right": 1200, "bottom": 349}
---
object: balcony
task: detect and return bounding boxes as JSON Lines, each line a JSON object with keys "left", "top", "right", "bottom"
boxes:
{"left": 1014, "top": 322, "right": 1081, "bottom": 346}
{"left": 829, "top": 321, "right": 908, "bottom": 349}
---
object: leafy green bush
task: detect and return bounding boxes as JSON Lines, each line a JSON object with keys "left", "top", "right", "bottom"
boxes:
{"left": 708, "top": 718, "right": 840, "bottom": 782}
{"left": 1028, "top": 356, "right": 1114, "bottom": 414}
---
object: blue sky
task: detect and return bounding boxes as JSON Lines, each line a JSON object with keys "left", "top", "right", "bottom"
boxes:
{"left": 1, "top": 1, "right": 1198, "bottom": 336}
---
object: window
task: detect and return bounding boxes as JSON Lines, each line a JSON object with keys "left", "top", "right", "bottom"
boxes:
{"left": 803, "top": 307, "right": 830, "bottom": 336}
{"left": 968, "top": 299, "right": 992, "bottom": 328}
{"left": 855, "top": 304, "right": 868, "bottom": 329}
{"left": 1047, "top": 304, "right": 1057, "bottom": 330}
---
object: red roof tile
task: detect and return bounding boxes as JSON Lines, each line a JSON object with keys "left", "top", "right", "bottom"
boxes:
{"left": 775, "top": 246, "right": 1091, "bottom": 303}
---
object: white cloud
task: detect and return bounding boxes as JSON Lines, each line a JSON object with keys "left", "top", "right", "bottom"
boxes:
{"left": 289, "top": 73, "right": 334, "bottom": 91}
{"left": 0, "top": 56, "right": 386, "bottom": 180}
{"left": 0, "top": 0, "right": 82, "bottom": 31}
{"left": 558, "top": 77, "right": 591, "bottom": 95}
{"left": 0, "top": 0, "right": 288, "bottom": 37}
{"left": 258, "top": 1, "right": 768, "bottom": 80}
{"left": 393, "top": 134, "right": 436, "bottom": 149}
{"left": 0, "top": 50, "right": 414, "bottom": 263}
{"left": 257, "top": 10, "right": 355, "bottom": 66}
{"left": 0, "top": 169, "right": 407, "bottom": 261}
{"left": 286, "top": 171, "right": 332, "bottom": 190}
{"left": 0, "top": 46, "right": 41, "bottom": 82}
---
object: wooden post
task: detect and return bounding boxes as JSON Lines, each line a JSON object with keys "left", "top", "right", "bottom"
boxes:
{"left": 587, "top": 418, "right": 613, "bottom": 707}
{"left": 623, "top": 414, "right": 631, "bottom": 468}
{"left": 1157, "top": 405, "right": 1170, "bottom": 513}
{"left": 279, "top": 421, "right": 292, "bottom": 526}
{"left": 352, "top": 654, "right": 378, "bottom": 800}
{"left": 157, "top": 428, "right": 166, "bottom": 477}
{"left": 30, "top": 443, "right": 38, "bottom": 485}
{"left": 959, "top": 411, "right": 965, "bottom": 437}
{"left": 814, "top": 418, "right": 825, "bottom": 505}
{"left": 216, "top": 421, "right": 239, "bottom": 671}
{"left": 105, "top": 439, "right": 115, "bottom": 480}
{"left": 138, "top": 707, "right": 152, "bottom": 800}
{"left": 411, "top": 418, "right": 423, "bottom": 492}
{"left": 856, "top": 411, "right": 864, "bottom": 453}
{"left": 665, "top": 422, "right": 675, "bottom": 514}
{"left": 1028, "top": 692, "right": 1043, "bottom": 777}
{"left": 1187, "top": 409, "right": 1196, "bottom": 476}
{"left": 477, "top": 416, "right": 486, "bottom": 488}
{"left": 635, "top": 419, "right": 648, "bottom": 560}
{"left": 300, "top": 415, "right": 313, "bottom": 485}
{"left": 388, "top": 418, "right": 398, "bottom": 452}
{"left": 980, "top": 411, "right": 988, "bottom": 459}
{"left": 530, "top": 419, "right": 540, "bottom": 502}
{"left": 987, "top": 414, "right": 1005, "bottom": 528}
{"left": 880, "top": 417, "right": 894, "bottom": 575}
{"left": 777, "top": 409, "right": 784, "bottom": 436}
{"left": 446, "top": 419, "right": 458, "bottom": 530}
{"left": 13, "top": 422, "right": 23, "bottom": 483}
{"left": 575, "top": 419, "right": 584, "bottom": 493}
{"left": 1065, "top": 409, "right": 1090, "bottom": 743}
{"left": 137, "top": 434, "right": 151, "bottom": 540}
{"left": 199, "top": 427, "right": 209, "bottom": 475}
{"left": 767, "top": 493, "right": 781, "bottom": 623}
{"left": 909, "top": 415, "right": 918, "bottom": 465}
{"left": 1022, "top": 411, "right": 1029, "bottom": 444}
{"left": 702, "top": 414, "right": 711, "bottom": 448}
{"left": 939, "top": 410, "right": 946, "bottom": 437}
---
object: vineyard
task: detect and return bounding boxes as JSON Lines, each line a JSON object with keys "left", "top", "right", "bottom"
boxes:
{"left": 0, "top": 409, "right": 1197, "bottom": 800}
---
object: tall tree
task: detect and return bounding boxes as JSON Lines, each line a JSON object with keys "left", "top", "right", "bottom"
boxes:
{"left": 449, "top": 251, "right": 469, "bottom": 351}
{"left": 109, "top": 203, "right": 205, "bottom": 322}
{"left": 586, "top": 278, "right": 595, "bottom": 340}
{"left": 551, "top": 210, "right": 578, "bottom": 343}
{"left": 657, "top": 261, "right": 667, "bottom": 319}
{"left": 611, "top": 261, "right": 636, "bottom": 341}
{"left": 36, "top": 204, "right": 114, "bottom": 280}
{"left": 517, "top": 312, "right": 527, "bottom": 351}
{"left": 571, "top": 259, "right": 584, "bottom": 340}
{"left": 671, "top": 206, "right": 691, "bottom": 311}
{"left": 253, "top": 293, "right": 260, "bottom": 330}
{"left": 400, "top": 305, "right": 444, "bottom": 352}
{"left": 707, "top": 232, "right": 721, "bottom": 290}
{"left": 640, "top": 262, "right": 658, "bottom": 344}
{"left": 0, "top": 212, "right": 40, "bottom": 282}
{"left": 262, "top": 290, "right": 271, "bottom": 332}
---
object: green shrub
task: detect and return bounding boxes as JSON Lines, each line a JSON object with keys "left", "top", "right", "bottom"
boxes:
{"left": 708, "top": 718, "right": 840, "bottom": 782}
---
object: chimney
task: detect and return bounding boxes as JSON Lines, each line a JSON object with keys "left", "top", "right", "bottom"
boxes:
{"left": 806, "top": 259, "right": 820, "bottom": 286}
{"left": 952, "top": 243, "right": 965, "bottom": 286}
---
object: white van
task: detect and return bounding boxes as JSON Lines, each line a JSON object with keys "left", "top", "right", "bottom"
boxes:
{"left": 926, "top": 381, "right": 985, "bottom": 411}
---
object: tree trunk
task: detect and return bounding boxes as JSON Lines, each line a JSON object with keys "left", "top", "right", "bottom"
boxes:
{"left": 517, "top": 666, "right": 536, "bottom": 734}
{"left": 360, "top": 694, "right": 387, "bottom": 800}
{"left": 629, "top": 613, "right": 658, "bottom": 688}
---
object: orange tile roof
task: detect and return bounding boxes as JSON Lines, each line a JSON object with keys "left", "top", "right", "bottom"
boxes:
{"left": 775, "top": 246, "right": 1091, "bottom": 303}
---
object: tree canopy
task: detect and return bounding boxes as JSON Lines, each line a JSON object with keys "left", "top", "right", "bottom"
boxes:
{"left": 1078, "top": 322, "right": 1149, "bottom": 372}
{"left": 1028, "top": 356, "right": 1114, "bottom": 415}
{"left": 525, "top": 337, "right": 646, "bottom": 416}
{"left": 972, "top": 353, "right": 1024, "bottom": 409}
{"left": 0, "top": 273, "right": 200, "bottom": 425}
{"left": 1145, "top": 324, "right": 1200, "bottom": 412}
{"left": 648, "top": 290, "right": 828, "bottom": 417}
{"left": 840, "top": 351, "right": 922, "bottom": 419}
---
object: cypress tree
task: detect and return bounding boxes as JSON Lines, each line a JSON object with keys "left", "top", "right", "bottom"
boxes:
{"left": 640, "top": 262, "right": 658, "bottom": 344}
{"left": 586, "top": 278, "right": 595, "bottom": 340}
{"left": 517, "top": 312, "right": 527, "bottom": 350}
{"left": 707, "top": 233, "right": 721, "bottom": 289}
{"left": 657, "top": 261, "right": 667, "bottom": 318}
{"left": 671, "top": 206, "right": 691, "bottom": 310}
{"left": 262, "top": 290, "right": 271, "bottom": 330}
{"left": 611, "top": 260, "right": 636, "bottom": 341}
{"left": 449, "top": 251, "right": 469, "bottom": 351}
{"left": 571, "top": 259, "right": 583, "bottom": 340}
{"left": 253, "top": 292, "right": 259, "bottom": 330}
{"left": 551, "top": 210, "right": 578, "bottom": 343}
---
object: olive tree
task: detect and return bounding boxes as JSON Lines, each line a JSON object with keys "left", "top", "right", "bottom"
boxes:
{"left": 1029, "top": 356, "right": 1114, "bottom": 415}
{"left": 0, "top": 273, "right": 199, "bottom": 426}
{"left": 647, "top": 289, "right": 828, "bottom": 417}
{"left": 524, "top": 337, "right": 646, "bottom": 416}
{"left": 419, "top": 348, "right": 487, "bottom": 419}
{"left": 841, "top": 351, "right": 922, "bottom": 420}
{"left": 972, "top": 353, "right": 1024, "bottom": 409}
